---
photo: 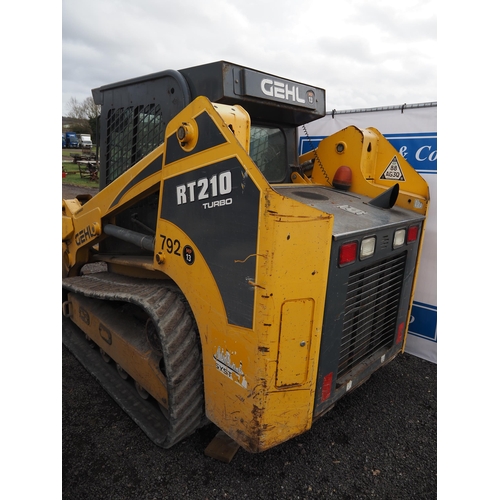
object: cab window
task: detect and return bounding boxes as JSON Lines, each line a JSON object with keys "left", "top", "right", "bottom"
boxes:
{"left": 249, "top": 125, "right": 287, "bottom": 183}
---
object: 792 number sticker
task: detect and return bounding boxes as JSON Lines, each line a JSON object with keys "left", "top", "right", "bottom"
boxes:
{"left": 159, "top": 235, "right": 181, "bottom": 256}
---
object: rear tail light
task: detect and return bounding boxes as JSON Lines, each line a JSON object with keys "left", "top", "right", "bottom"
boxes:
{"left": 339, "top": 241, "right": 358, "bottom": 266}
{"left": 321, "top": 372, "right": 333, "bottom": 402}
{"left": 396, "top": 322, "right": 405, "bottom": 344}
{"left": 407, "top": 225, "right": 419, "bottom": 243}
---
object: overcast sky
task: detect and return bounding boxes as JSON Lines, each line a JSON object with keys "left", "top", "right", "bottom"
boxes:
{"left": 62, "top": 0, "right": 436, "bottom": 115}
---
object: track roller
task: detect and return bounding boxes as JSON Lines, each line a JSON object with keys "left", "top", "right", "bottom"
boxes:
{"left": 116, "top": 364, "right": 129, "bottom": 380}
{"left": 100, "top": 348, "right": 110, "bottom": 363}
{"left": 135, "top": 381, "right": 150, "bottom": 400}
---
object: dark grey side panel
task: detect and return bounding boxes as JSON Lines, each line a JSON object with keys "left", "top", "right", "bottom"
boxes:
{"left": 160, "top": 157, "right": 260, "bottom": 329}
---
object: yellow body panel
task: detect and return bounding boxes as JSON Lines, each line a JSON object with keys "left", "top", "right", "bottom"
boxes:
{"left": 299, "top": 125, "right": 429, "bottom": 214}
{"left": 148, "top": 97, "right": 333, "bottom": 451}
{"left": 277, "top": 298, "right": 315, "bottom": 387}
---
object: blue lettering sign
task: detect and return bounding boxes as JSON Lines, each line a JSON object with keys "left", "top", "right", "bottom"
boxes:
{"left": 299, "top": 136, "right": 323, "bottom": 155}
{"left": 407, "top": 301, "right": 437, "bottom": 342}
{"left": 299, "top": 132, "right": 437, "bottom": 175}
{"left": 385, "top": 133, "right": 437, "bottom": 174}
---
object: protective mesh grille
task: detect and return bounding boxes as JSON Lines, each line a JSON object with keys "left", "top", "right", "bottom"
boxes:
{"left": 105, "top": 104, "right": 163, "bottom": 185}
{"left": 249, "top": 126, "right": 286, "bottom": 182}
{"left": 338, "top": 253, "right": 406, "bottom": 378}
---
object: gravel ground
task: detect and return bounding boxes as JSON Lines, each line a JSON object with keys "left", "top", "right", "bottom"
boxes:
{"left": 62, "top": 183, "right": 437, "bottom": 500}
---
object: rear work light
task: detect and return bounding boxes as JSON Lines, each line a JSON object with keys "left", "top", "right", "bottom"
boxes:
{"left": 360, "top": 236, "right": 376, "bottom": 260}
{"left": 393, "top": 229, "right": 406, "bottom": 249}
{"left": 407, "top": 225, "right": 419, "bottom": 243}
{"left": 339, "top": 241, "right": 358, "bottom": 266}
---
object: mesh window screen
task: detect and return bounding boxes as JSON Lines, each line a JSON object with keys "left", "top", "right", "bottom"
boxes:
{"left": 105, "top": 104, "right": 164, "bottom": 184}
{"left": 249, "top": 126, "right": 286, "bottom": 182}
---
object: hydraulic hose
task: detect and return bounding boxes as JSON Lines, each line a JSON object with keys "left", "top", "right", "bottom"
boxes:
{"left": 103, "top": 224, "right": 155, "bottom": 252}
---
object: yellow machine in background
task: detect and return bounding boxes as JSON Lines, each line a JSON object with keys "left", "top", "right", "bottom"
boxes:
{"left": 62, "top": 61, "right": 429, "bottom": 455}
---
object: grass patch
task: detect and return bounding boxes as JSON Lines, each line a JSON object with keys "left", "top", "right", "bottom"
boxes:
{"left": 62, "top": 162, "right": 99, "bottom": 188}
{"left": 62, "top": 147, "right": 100, "bottom": 189}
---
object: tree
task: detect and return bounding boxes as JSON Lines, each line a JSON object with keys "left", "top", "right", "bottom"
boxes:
{"left": 67, "top": 97, "right": 101, "bottom": 142}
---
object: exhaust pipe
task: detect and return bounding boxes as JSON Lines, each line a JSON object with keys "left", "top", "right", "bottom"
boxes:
{"left": 368, "top": 183, "right": 399, "bottom": 209}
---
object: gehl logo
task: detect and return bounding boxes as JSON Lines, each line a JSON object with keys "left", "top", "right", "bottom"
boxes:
{"left": 260, "top": 78, "right": 314, "bottom": 105}
{"left": 75, "top": 224, "right": 98, "bottom": 246}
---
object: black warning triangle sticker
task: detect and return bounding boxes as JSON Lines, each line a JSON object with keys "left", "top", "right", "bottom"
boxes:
{"left": 380, "top": 156, "right": 405, "bottom": 181}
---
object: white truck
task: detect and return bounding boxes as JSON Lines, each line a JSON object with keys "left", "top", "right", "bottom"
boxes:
{"left": 77, "top": 134, "right": 92, "bottom": 149}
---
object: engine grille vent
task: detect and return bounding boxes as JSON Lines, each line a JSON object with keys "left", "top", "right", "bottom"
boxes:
{"left": 338, "top": 253, "right": 407, "bottom": 378}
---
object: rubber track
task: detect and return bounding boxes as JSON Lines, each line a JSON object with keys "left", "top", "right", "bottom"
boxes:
{"left": 62, "top": 272, "right": 207, "bottom": 448}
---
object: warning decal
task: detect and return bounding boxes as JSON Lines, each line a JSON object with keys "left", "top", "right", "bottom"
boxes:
{"left": 380, "top": 156, "right": 405, "bottom": 181}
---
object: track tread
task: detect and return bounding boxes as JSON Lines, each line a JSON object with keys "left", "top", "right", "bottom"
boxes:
{"left": 63, "top": 272, "right": 207, "bottom": 448}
